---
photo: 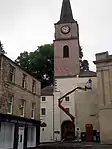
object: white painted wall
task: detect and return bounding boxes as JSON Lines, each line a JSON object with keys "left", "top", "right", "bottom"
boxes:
{"left": 54, "top": 76, "right": 99, "bottom": 140}
{"left": 53, "top": 91, "right": 61, "bottom": 141}
{"left": 40, "top": 76, "right": 99, "bottom": 142}
{"left": 40, "top": 96, "right": 54, "bottom": 142}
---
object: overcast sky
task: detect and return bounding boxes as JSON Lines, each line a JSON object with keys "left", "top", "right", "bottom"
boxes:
{"left": 0, "top": 0, "right": 112, "bottom": 71}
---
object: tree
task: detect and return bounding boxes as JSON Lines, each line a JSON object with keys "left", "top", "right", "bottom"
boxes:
{"left": 15, "top": 51, "right": 29, "bottom": 70}
{"left": 80, "top": 60, "right": 89, "bottom": 71}
{"left": 29, "top": 44, "right": 54, "bottom": 88}
{"left": 0, "top": 41, "right": 6, "bottom": 55}
{"left": 15, "top": 44, "right": 54, "bottom": 88}
{"left": 79, "top": 45, "right": 89, "bottom": 71}
{"left": 79, "top": 45, "right": 83, "bottom": 59}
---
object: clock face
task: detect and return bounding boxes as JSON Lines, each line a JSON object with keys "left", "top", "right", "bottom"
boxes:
{"left": 61, "top": 25, "right": 70, "bottom": 34}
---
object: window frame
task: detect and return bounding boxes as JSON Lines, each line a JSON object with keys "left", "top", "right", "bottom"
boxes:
{"left": 27, "top": 126, "right": 36, "bottom": 147}
{"left": 22, "top": 73, "right": 27, "bottom": 89}
{"left": 41, "top": 108, "right": 46, "bottom": 116}
{"left": 31, "top": 103, "right": 36, "bottom": 119}
{"left": 32, "top": 79, "right": 36, "bottom": 93}
{"left": 7, "top": 94, "right": 14, "bottom": 114}
{"left": 20, "top": 99, "right": 25, "bottom": 117}
{"left": 42, "top": 97, "right": 46, "bottom": 102}
{"left": 9, "top": 65, "right": 15, "bottom": 83}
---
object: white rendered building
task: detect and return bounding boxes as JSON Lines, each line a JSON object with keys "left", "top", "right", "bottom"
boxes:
{"left": 40, "top": 0, "right": 100, "bottom": 143}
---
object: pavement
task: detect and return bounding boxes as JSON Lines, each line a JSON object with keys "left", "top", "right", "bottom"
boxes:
{"left": 38, "top": 142, "right": 112, "bottom": 148}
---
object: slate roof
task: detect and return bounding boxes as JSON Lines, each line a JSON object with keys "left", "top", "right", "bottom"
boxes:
{"left": 79, "top": 70, "right": 97, "bottom": 77}
{"left": 56, "top": 0, "right": 76, "bottom": 24}
{"left": 41, "top": 86, "right": 53, "bottom": 96}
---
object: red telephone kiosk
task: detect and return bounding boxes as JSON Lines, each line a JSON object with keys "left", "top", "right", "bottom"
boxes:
{"left": 85, "top": 124, "right": 93, "bottom": 142}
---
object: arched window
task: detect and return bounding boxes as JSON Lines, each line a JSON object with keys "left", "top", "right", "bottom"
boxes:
{"left": 63, "top": 45, "right": 69, "bottom": 58}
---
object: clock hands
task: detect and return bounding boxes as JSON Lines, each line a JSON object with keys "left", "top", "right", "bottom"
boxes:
{"left": 61, "top": 25, "right": 70, "bottom": 34}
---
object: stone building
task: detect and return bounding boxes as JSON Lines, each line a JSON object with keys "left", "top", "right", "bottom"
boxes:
{"left": 94, "top": 52, "right": 112, "bottom": 144}
{"left": 40, "top": 0, "right": 100, "bottom": 143}
{"left": 0, "top": 54, "right": 41, "bottom": 149}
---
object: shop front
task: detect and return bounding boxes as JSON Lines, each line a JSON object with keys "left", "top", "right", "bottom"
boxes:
{"left": 0, "top": 114, "right": 40, "bottom": 149}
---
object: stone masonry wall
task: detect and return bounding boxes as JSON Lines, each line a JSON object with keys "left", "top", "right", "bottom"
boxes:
{"left": 0, "top": 55, "right": 41, "bottom": 120}
{"left": 94, "top": 52, "right": 112, "bottom": 144}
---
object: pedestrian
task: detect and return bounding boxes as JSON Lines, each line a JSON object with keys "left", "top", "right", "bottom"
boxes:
{"left": 76, "top": 127, "right": 81, "bottom": 142}
{"left": 85, "top": 79, "right": 92, "bottom": 90}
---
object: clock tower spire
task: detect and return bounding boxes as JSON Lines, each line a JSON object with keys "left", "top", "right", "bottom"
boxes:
{"left": 54, "top": 0, "right": 80, "bottom": 78}
{"left": 57, "top": 0, "right": 75, "bottom": 24}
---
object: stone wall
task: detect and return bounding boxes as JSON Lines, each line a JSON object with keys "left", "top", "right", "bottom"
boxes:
{"left": 0, "top": 55, "right": 41, "bottom": 120}
{"left": 94, "top": 51, "right": 112, "bottom": 144}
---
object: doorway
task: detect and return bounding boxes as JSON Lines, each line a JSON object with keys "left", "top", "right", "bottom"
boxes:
{"left": 18, "top": 127, "right": 24, "bottom": 149}
{"left": 85, "top": 124, "right": 93, "bottom": 142}
{"left": 61, "top": 120, "right": 75, "bottom": 140}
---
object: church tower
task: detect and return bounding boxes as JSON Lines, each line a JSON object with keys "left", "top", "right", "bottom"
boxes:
{"left": 54, "top": 0, "right": 80, "bottom": 78}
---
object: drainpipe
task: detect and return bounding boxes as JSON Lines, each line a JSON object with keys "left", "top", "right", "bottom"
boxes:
{"left": 53, "top": 93, "right": 55, "bottom": 141}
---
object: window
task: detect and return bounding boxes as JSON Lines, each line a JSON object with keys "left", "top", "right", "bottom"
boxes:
{"left": 65, "top": 96, "right": 69, "bottom": 101}
{"left": 7, "top": 95, "right": 14, "bottom": 114}
{"left": 42, "top": 97, "right": 46, "bottom": 102}
{"left": 31, "top": 103, "right": 35, "bottom": 119}
{"left": 41, "top": 108, "right": 46, "bottom": 116}
{"left": 63, "top": 45, "right": 69, "bottom": 58}
{"left": 22, "top": 73, "right": 27, "bottom": 89}
{"left": 65, "top": 108, "right": 70, "bottom": 112}
{"left": 27, "top": 127, "right": 36, "bottom": 147}
{"left": 9, "top": 65, "right": 15, "bottom": 83}
{"left": 0, "top": 123, "right": 14, "bottom": 148}
{"left": 20, "top": 135, "right": 23, "bottom": 142}
{"left": 20, "top": 99, "right": 25, "bottom": 117}
{"left": 32, "top": 80, "right": 36, "bottom": 93}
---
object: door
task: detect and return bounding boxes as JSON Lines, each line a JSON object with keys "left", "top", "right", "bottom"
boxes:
{"left": 85, "top": 124, "right": 93, "bottom": 142}
{"left": 18, "top": 127, "right": 24, "bottom": 149}
{"left": 61, "top": 121, "right": 75, "bottom": 141}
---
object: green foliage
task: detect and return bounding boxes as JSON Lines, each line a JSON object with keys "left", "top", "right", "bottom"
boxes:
{"left": 15, "top": 44, "right": 54, "bottom": 88}
{"left": 80, "top": 59, "right": 89, "bottom": 71}
{"left": 0, "top": 41, "right": 6, "bottom": 55}
{"left": 79, "top": 45, "right": 83, "bottom": 59}
{"left": 15, "top": 51, "right": 29, "bottom": 70}
{"left": 79, "top": 45, "right": 89, "bottom": 71}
